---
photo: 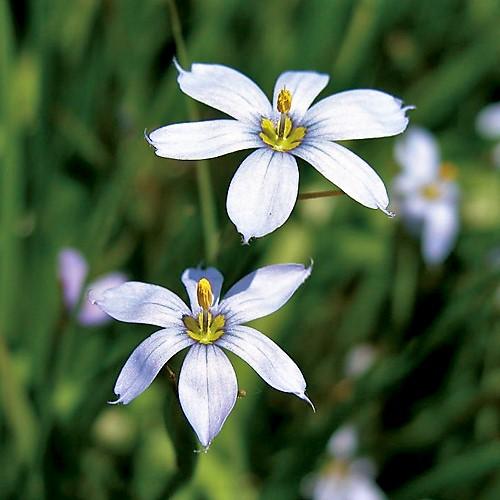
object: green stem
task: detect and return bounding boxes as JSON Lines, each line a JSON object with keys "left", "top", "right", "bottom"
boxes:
{"left": 167, "top": 0, "right": 218, "bottom": 264}
{"left": 298, "top": 189, "right": 345, "bottom": 200}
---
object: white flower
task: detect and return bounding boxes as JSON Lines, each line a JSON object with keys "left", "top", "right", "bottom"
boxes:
{"left": 344, "top": 344, "right": 377, "bottom": 378}
{"left": 147, "top": 61, "right": 413, "bottom": 242}
{"left": 58, "top": 248, "right": 127, "bottom": 326}
{"left": 90, "top": 263, "right": 313, "bottom": 448}
{"left": 327, "top": 425, "right": 358, "bottom": 460}
{"left": 476, "top": 102, "right": 500, "bottom": 169}
{"left": 307, "top": 426, "right": 386, "bottom": 500}
{"left": 311, "top": 468, "right": 386, "bottom": 500}
{"left": 393, "top": 127, "right": 460, "bottom": 265}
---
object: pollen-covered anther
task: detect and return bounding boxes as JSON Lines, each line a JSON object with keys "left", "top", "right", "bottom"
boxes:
{"left": 277, "top": 88, "right": 292, "bottom": 113}
{"left": 197, "top": 278, "right": 213, "bottom": 311}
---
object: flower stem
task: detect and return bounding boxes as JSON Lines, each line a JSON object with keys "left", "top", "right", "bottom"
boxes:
{"left": 167, "top": 0, "right": 218, "bottom": 264}
{"left": 298, "top": 189, "right": 345, "bottom": 200}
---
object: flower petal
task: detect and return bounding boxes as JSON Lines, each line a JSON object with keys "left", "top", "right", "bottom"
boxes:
{"left": 175, "top": 61, "right": 272, "bottom": 126}
{"left": 111, "top": 328, "right": 193, "bottom": 404}
{"left": 147, "top": 120, "right": 261, "bottom": 160}
{"left": 178, "top": 344, "right": 237, "bottom": 448}
{"left": 295, "top": 140, "right": 391, "bottom": 213}
{"left": 79, "top": 272, "right": 127, "bottom": 326}
{"left": 476, "top": 102, "right": 500, "bottom": 139}
{"left": 303, "top": 89, "right": 411, "bottom": 140}
{"left": 181, "top": 267, "right": 224, "bottom": 314}
{"left": 226, "top": 148, "right": 299, "bottom": 242}
{"left": 394, "top": 127, "right": 440, "bottom": 183}
{"left": 219, "top": 263, "right": 311, "bottom": 324}
{"left": 217, "top": 325, "right": 312, "bottom": 407}
{"left": 89, "top": 281, "right": 190, "bottom": 328}
{"left": 272, "top": 71, "right": 329, "bottom": 121}
{"left": 58, "top": 248, "right": 88, "bottom": 309}
{"left": 422, "top": 202, "right": 459, "bottom": 265}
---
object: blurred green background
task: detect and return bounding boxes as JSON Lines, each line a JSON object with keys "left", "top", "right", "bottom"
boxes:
{"left": 1, "top": 0, "right": 499, "bottom": 498}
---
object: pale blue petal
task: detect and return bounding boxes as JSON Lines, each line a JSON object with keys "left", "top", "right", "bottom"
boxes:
{"left": 147, "top": 120, "right": 261, "bottom": 160}
{"left": 226, "top": 149, "right": 299, "bottom": 243}
{"left": 175, "top": 61, "right": 272, "bottom": 126}
{"left": 111, "top": 328, "right": 193, "bottom": 404}
{"left": 219, "top": 263, "right": 311, "bottom": 324}
{"left": 422, "top": 202, "right": 459, "bottom": 265}
{"left": 272, "top": 71, "right": 329, "bottom": 121}
{"left": 89, "top": 281, "right": 190, "bottom": 328}
{"left": 476, "top": 102, "right": 500, "bottom": 139}
{"left": 304, "top": 89, "right": 411, "bottom": 140}
{"left": 394, "top": 127, "right": 440, "bottom": 183}
{"left": 217, "top": 325, "right": 313, "bottom": 408}
{"left": 178, "top": 344, "right": 237, "bottom": 448}
{"left": 294, "top": 140, "right": 391, "bottom": 214}
{"left": 181, "top": 267, "right": 224, "bottom": 314}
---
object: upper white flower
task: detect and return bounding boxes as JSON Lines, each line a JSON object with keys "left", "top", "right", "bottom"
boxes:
{"left": 476, "top": 102, "right": 500, "bottom": 169}
{"left": 90, "top": 263, "right": 312, "bottom": 448}
{"left": 393, "top": 127, "right": 460, "bottom": 265}
{"left": 147, "top": 61, "right": 413, "bottom": 242}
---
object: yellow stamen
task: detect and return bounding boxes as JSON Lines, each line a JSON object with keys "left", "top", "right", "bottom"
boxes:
{"left": 259, "top": 88, "right": 306, "bottom": 151}
{"left": 196, "top": 278, "right": 213, "bottom": 311}
{"left": 440, "top": 161, "right": 457, "bottom": 181}
{"left": 277, "top": 88, "right": 292, "bottom": 113}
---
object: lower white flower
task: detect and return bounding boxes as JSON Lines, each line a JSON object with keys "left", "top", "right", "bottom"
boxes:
{"left": 393, "top": 127, "right": 460, "bottom": 265}
{"left": 147, "top": 61, "right": 413, "bottom": 242}
{"left": 90, "top": 263, "right": 313, "bottom": 448}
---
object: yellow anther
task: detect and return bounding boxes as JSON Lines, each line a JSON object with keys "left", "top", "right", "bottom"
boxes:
{"left": 277, "top": 88, "right": 292, "bottom": 113}
{"left": 421, "top": 183, "right": 441, "bottom": 200}
{"left": 196, "top": 278, "right": 213, "bottom": 311}
{"left": 440, "top": 162, "right": 457, "bottom": 181}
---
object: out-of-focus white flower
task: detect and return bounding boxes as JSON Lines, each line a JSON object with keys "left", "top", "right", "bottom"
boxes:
{"left": 344, "top": 344, "right": 377, "bottom": 378}
{"left": 393, "top": 127, "right": 460, "bottom": 265}
{"left": 147, "top": 61, "right": 413, "bottom": 242}
{"left": 328, "top": 425, "right": 358, "bottom": 460}
{"left": 58, "top": 248, "right": 127, "bottom": 326}
{"left": 306, "top": 426, "right": 386, "bottom": 500}
{"left": 90, "top": 263, "right": 313, "bottom": 449}
{"left": 476, "top": 102, "right": 500, "bottom": 169}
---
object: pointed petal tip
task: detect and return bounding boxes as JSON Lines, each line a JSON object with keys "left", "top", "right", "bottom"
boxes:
{"left": 300, "top": 392, "right": 316, "bottom": 412}
{"left": 172, "top": 57, "right": 185, "bottom": 74}
{"left": 87, "top": 288, "right": 98, "bottom": 305}
{"left": 381, "top": 206, "right": 396, "bottom": 218}
{"left": 144, "top": 128, "right": 154, "bottom": 147}
{"left": 107, "top": 397, "right": 123, "bottom": 405}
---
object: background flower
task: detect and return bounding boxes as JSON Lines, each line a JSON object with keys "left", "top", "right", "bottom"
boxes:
{"left": 58, "top": 248, "right": 127, "bottom": 326}
{"left": 393, "top": 127, "right": 460, "bottom": 265}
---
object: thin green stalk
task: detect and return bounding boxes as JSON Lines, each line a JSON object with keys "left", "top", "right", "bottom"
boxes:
{"left": 167, "top": 0, "right": 218, "bottom": 264}
{"left": 298, "top": 189, "right": 345, "bottom": 200}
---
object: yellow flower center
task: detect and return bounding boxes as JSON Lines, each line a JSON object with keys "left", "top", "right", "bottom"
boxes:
{"left": 421, "top": 183, "right": 441, "bottom": 200}
{"left": 259, "top": 88, "right": 306, "bottom": 152}
{"left": 183, "top": 278, "right": 225, "bottom": 344}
